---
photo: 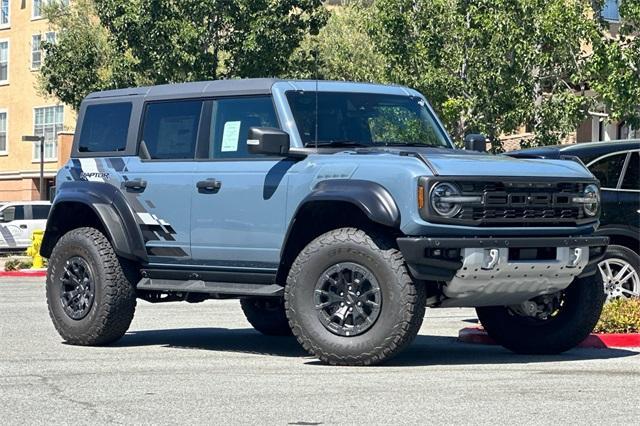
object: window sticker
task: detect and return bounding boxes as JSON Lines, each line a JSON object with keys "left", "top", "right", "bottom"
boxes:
{"left": 221, "top": 121, "right": 241, "bottom": 152}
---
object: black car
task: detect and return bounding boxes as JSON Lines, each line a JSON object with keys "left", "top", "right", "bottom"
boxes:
{"left": 511, "top": 140, "right": 640, "bottom": 300}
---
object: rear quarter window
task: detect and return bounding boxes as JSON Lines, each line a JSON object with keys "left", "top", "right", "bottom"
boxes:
{"left": 78, "top": 102, "right": 132, "bottom": 153}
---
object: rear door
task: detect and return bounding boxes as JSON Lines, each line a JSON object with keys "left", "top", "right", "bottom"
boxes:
{"left": 29, "top": 204, "right": 51, "bottom": 236}
{"left": 0, "top": 204, "right": 29, "bottom": 248}
{"left": 123, "top": 100, "right": 205, "bottom": 265}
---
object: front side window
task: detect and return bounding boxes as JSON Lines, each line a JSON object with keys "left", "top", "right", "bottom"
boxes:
{"left": 0, "top": 110, "right": 6, "bottom": 153}
{"left": 2, "top": 205, "right": 24, "bottom": 222}
{"left": 589, "top": 153, "right": 627, "bottom": 188}
{"left": 621, "top": 152, "right": 639, "bottom": 190}
{"left": 1, "top": 0, "right": 9, "bottom": 27}
{"left": 209, "top": 96, "right": 279, "bottom": 159}
{"left": 33, "top": 105, "right": 63, "bottom": 161}
{"left": 286, "top": 91, "right": 450, "bottom": 149}
{"left": 78, "top": 102, "right": 131, "bottom": 153}
{"left": 0, "top": 40, "right": 8, "bottom": 83}
{"left": 141, "top": 100, "right": 203, "bottom": 160}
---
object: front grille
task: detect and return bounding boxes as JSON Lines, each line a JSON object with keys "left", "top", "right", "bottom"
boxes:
{"left": 426, "top": 179, "right": 595, "bottom": 227}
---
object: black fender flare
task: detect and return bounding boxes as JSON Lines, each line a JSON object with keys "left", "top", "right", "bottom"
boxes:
{"left": 41, "top": 181, "right": 148, "bottom": 262}
{"left": 295, "top": 179, "right": 400, "bottom": 228}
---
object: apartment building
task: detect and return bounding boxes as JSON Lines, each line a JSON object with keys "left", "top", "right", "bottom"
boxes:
{"left": 0, "top": 0, "right": 75, "bottom": 201}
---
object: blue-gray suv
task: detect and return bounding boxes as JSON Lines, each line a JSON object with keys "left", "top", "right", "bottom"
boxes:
{"left": 42, "top": 79, "right": 608, "bottom": 365}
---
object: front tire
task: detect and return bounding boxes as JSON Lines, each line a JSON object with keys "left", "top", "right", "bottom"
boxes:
{"left": 46, "top": 227, "right": 137, "bottom": 346}
{"left": 476, "top": 273, "right": 605, "bottom": 354}
{"left": 285, "top": 228, "right": 426, "bottom": 366}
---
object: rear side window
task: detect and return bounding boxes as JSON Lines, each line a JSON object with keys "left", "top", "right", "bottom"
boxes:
{"left": 141, "top": 100, "right": 203, "bottom": 160}
{"left": 32, "top": 205, "right": 51, "bottom": 220}
{"left": 621, "top": 152, "right": 639, "bottom": 190}
{"left": 78, "top": 103, "right": 132, "bottom": 153}
{"left": 589, "top": 153, "right": 626, "bottom": 188}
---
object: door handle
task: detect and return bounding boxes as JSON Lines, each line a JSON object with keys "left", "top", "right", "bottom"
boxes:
{"left": 19, "top": 225, "right": 27, "bottom": 229}
{"left": 123, "top": 179, "right": 147, "bottom": 192}
{"left": 196, "top": 178, "right": 222, "bottom": 193}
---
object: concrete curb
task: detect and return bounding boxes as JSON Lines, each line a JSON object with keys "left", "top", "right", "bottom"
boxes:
{"left": 459, "top": 327, "right": 640, "bottom": 349}
{"left": 0, "top": 269, "right": 47, "bottom": 277}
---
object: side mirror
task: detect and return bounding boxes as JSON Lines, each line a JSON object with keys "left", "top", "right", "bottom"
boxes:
{"left": 464, "top": 134, "right": 487, "bottom": 152}
{"left": 247, "top": 127, "right": 290, "bottom": 156}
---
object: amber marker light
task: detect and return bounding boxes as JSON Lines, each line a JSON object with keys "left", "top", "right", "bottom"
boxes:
{"left": 417, "top": 185, "right": 425, "bottom": 209}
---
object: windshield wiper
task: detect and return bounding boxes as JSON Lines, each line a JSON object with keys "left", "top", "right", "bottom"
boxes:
{"left": 383, "top": 141, "right": 442, "bottom": 147}
{"left": 304, "top": 140, "right": 372, "bottom": 148}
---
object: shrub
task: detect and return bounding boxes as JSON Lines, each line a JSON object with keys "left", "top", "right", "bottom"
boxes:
{"left": 4, "top": 258, "right": 34, "bottom": 271}
{"left": 594, "top": 298, "right": 640, "bottom": 334}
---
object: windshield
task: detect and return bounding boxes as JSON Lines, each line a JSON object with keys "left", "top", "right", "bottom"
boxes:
{"left": 286, "top": 91, "right": 451, "bottom": 148}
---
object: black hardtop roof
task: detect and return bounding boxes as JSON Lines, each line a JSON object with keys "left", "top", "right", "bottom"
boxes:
{"left": 85, "top": 78, "right": 283, "bottom": 100}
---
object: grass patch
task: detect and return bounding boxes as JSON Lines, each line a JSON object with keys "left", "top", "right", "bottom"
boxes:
{"left": 594, "top": 298, "right": 640, "bottom": 334}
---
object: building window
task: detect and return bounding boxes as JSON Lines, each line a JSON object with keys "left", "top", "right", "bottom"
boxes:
{"left": 33, "top": 105, "right": 63, "bottom": 161}
{"left": 602, "top": 0, "right": 620, "bottom": 22}
{"left": 0, "top": 0, "right": 9, "bottom": 27}
{"left": 0, "top": 40, "right": 7, "bottom": 83}
{"left": 33, "top": 0, "right": 68, "bottom": 20}
{"left": 0, "top": 110, "right": 7, "bottom": 154}
{"left": 31, "top": 32, "right": 55, "bottom": 69}
{"left": 31, "top": 35, "right": 41, "bottom": 69}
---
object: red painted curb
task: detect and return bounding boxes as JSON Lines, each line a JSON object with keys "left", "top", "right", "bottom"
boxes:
{"left": 0, "top": 269, "right": 47, "bottom": 277}
{"left": 458, "top": 327, "right": 640, "bottom": 349}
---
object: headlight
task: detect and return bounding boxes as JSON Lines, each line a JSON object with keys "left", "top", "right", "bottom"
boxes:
{"left": 572, "top": 184, "right": 599, "bottom": 217}
{"left": 430, "top": 182, "right": 463, "bottom": 218}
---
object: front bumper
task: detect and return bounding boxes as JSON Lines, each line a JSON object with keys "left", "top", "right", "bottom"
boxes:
{"left": 397, "top": 236, "right": 609, "bottom": 282}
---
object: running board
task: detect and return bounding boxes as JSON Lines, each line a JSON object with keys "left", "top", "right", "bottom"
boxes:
{"left": 136, "top": 278, "right": 284, "bottom": 297}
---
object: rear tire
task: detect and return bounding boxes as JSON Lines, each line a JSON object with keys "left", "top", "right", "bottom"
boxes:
{"left": 285, "top": 228, "right": 426, "bottom": 366}
{"left": 476, "top": 273, "right": 605, "bottom": 354}
{"left": 46, "top": 227, "right": 137, "bottom": 346}
{"left": 240, "top": 298, "right": 292, "bottom": 336}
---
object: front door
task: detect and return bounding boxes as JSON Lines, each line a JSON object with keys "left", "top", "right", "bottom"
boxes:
{"left": 0, "top": 204, "right": 29, "bottom": 248}
{"left": 123, "top": 99, "right": 204, "bottom": 265}
{"left": 191, "top": 96, "right": 291, "bottom": 271}
{"left": 619, "top": 151, "right": 640, "bottom": 249}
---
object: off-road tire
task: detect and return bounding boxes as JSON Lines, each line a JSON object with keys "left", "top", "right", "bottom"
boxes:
{"left": 476, "top": 273, "right": 605, "bottom": 354}
{"left": 285, "top": 227, "right": 426, "bottom": 366}
{"left": 240, "top": 297, "right": 292, "bottom": 336}
{"left": 46, "top": 227, "right": 137, "bottom": 345}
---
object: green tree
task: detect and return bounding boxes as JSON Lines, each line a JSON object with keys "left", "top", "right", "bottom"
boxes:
{"left": 287, "top": 3, "right": 386, "bottom": 82}
{"left": 367, "top": 0, "right": 599, "bottom": 150}
{"left": 588, "top": 0, "right": 640, "bottom": 130}
{"left": 40, "top": 0, "right": 327, "bottom": 109}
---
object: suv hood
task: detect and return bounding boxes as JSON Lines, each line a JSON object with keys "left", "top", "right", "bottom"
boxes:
{"left": 360, "top": 147, "right": 594, "bottom": 179}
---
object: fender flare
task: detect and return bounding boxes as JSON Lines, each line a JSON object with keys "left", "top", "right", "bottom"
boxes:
{"left": 41, "top": 181, "right": 148, "bottom": 262}
{"left": 295, "top": 179, "right": 401, "bottom": 228}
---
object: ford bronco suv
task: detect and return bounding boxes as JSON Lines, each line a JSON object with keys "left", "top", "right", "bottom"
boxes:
{"left": 42, "top": 79, "right": 608, "bottom": 366}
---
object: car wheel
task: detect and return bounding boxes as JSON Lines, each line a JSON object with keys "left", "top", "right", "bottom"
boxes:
{"left": 240, "top": 297, "right": 292, "bottom": 336}
{"left": 476, "top": 273, "right": 605, "bottom": 354}
{"left": 598, "top": 244, "right": 640, "bottom": 300}
{"left": 46, "top": 227, "right": 137, "bottom": 345}
{"left": 285, "top": 227, "right": 426, "bottom": 366}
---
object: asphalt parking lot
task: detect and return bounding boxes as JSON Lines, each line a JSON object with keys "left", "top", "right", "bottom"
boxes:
{"left": 1, "top": 277, "right": 639, "bottom": 425}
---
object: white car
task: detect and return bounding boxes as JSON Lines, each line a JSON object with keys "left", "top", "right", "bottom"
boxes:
{"left": 0, "top": 201, "right": 51, "bottom": 250}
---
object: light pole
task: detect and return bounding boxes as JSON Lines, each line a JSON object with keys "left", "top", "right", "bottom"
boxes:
{"left": 22, "top": 135, "right": 46, "bottom": 201}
